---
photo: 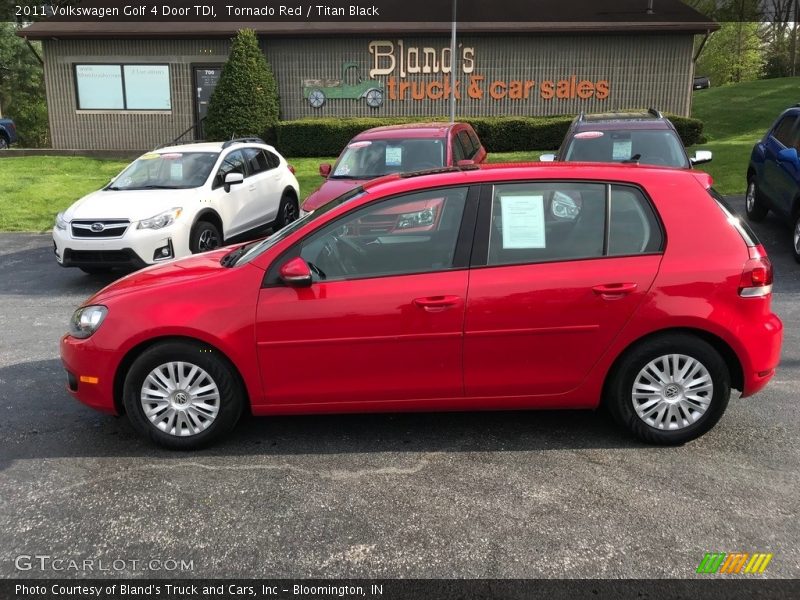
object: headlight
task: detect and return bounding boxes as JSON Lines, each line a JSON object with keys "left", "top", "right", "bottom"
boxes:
{"left": 551, "top": 193, "right": 581, "bottom": 220}
{"left": 396, "top": 207, "right": 436, "bottom": 230}
{"left": 69, "top": 305, "right": 108, "bottom": 339}
{"left": 55, "top": 212, "right": 68, "bottom": 230}
{"left": 137, "top": 207, "right": 182, "bottom": 230}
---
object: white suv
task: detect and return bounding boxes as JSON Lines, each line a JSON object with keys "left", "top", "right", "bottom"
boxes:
{"left": 53, "top": 138, "right": 300, "bottom": 273}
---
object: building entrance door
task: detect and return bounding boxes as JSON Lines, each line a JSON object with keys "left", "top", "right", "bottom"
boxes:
{"left": 194, "top": 66, "right": 222, "bottom": 139}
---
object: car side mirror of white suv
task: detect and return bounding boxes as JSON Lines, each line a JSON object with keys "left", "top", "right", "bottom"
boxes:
{"left": 690, "top": 150, "right": 713, "bottom": 166}
{"left": 224, "top": 172, "right": 244, "bottom": 193}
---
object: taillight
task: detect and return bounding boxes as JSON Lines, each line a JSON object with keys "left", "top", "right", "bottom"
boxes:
{"left": 739, "top": 245, "right": 773, "bottom": 297}
{"left": 287, "top": 164, "right": 296, "bottom": 175}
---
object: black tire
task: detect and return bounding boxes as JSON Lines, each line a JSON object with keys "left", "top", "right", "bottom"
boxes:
{"left": 122, "top": 340, "right": 244, "bottom": 449}
{"left": 0, "top": 135, "right": 8, "bottom": 150}
{"left": 79, "top": 266, "right": 113, "bottom": 275}
{"left": 276, "top": 193, "right": 299, "bottom": 229}
{"left": 745, "top": 178, "right": 768, "bottom": 222}
{"left": 792, "top": 212, "right": 800, "bottom": 264}
{"left": 189, "top": 220, "right": 222, "bottom": 254}
{"left": 605, "top": 333, "right": 730, "bottom": 445}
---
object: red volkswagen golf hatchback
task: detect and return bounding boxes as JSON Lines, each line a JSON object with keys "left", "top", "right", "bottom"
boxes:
{"left": 61, "top": 164, "right": 782, "bottom": 449}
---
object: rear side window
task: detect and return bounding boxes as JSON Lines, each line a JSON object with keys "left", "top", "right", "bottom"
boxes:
{"left": 264, "top": 150, "right": 280, "bottom": 170}
{"left": 772, "top": 115, "right": 798, "bottom": 146}
{"left": 487, "top": 182, "right": 663, "bottom": 266}
{"left": 608, "top": 185, "right": 663, "bottom": 255}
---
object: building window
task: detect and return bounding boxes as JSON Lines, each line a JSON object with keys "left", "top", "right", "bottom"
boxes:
{"left": 75, "top": 64, "right": 171, "bottom": 110}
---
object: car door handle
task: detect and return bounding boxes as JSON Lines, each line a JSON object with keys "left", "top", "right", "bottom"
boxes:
{"left": 592, "top": 283, "right": 638, "bottom": 298}
{"left": 247, "top": 185, "right": 256, "bottom": 192}
{"left": 413, "top": 295, "right": 461, "bottom": 312}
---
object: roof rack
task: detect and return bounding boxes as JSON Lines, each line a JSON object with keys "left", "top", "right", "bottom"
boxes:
{"left": 222, "top": 136, "right": 265, "bottom": 149}
{"left": 648, "top": 107, "right": 664, "bottom": 119}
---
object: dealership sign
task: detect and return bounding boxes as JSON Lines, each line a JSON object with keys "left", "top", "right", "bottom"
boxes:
{"left": 368, "top": 40, "right": 610, "bottom": 103}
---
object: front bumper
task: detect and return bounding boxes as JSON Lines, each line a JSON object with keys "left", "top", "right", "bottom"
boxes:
{"left": 60, "top": 334, "right": 119, "bottom": 414}
{"left": 53, "top": 223, "right": 189, "bottom": 269}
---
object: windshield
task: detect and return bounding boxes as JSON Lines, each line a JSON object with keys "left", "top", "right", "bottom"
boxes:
{"left": 233, "top": 188, "right": 367, "bottom": 266}
{"left": 108, "top": 151, "right": 219, "bottom": 190}
{"left": 565, "top": 129, "right": 689, "bottom": 168}
{"left": 331, "top": 138, "right": 445, "bottom": 179}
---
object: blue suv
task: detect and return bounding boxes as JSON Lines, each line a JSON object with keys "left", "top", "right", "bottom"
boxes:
{"left": 746, "top": 105, "right": 800, "bottom": 261}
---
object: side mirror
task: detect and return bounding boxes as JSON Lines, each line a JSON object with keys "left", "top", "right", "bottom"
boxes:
{"left": 224, "top": 172, "right": 244, "bottom": 193}
{"left": 777, "top": 147, "right": 800, "bottom": 166}
{"left": 319, "top": 163, "right": 332, "bottom": 177}
{"left": 539, "top": 153, "right": 556, "bottom": 162}
{"left": 456, "top": 159, "right": 475, "bottom": 167}
{"left": 690, "top": 150, "right": 713, "bottom": 165}
{"left": 279, "top": 257, "right": 313, "bottom": 287}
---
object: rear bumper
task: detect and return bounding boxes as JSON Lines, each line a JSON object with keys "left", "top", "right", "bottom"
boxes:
{"left": 60, "top": 334, "right": 119, "bottom": 414}
{"left": 740, "top": 313, "right": 783, "bottom": 397}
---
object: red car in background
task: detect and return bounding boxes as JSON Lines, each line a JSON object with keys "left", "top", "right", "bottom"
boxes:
{"left": 61, "top": 163, "right": 781, "bottom": 449}
{"left": 301, "top": 122, "right": 487, "bottom": 213}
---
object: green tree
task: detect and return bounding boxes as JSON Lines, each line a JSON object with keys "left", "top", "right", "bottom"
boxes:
{"left": 0, "top": 21, "right": 48, "bottom": 146}
{"left": 696, "top": 22, "right": 765, "bottom": 85}
{"left": 203, "top": 29, "right": 280, "bottom": 141}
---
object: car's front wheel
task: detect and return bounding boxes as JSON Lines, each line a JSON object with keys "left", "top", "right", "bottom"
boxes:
{"left": 0, "top": 135, "right": 8, "bottom": 150}
{"left": 792, "top": 213, "right": 800, "bottom": 264}
{"left": 745, "top": 179, "right": 769, "bottom": 222}
{"left": 605, "top": 334, "right": 730, "bottom": 445}
{"left": 123, "top": 341, "right": 244, "bottom": 449}
{"left": 276, "top": 193, "right": 299, "bottom": 229}
{"left": 189, "top": 220, "right": 222, "bottom": 254}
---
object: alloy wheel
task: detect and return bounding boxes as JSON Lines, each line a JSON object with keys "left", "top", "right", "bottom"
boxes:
{"left": 746, "top": 182, "right": 756, "bottom": 212}
{"left": 794, "top": 219, "right": 800, "bottom": 255}
{"left": 140, "top": 362, "right": 221, "bottom": 436}
{"left": 283, "top": 201, "right": 298, "bottom": 224}
{"left": 631, "top": 353, "right": 713, "bottom": 430}
{"left": 198, "top": 228, "right": 219, "bottom": 252}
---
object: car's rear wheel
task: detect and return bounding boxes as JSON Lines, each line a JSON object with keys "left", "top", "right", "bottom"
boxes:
{"left": 0, "top": 135, "right": 8, "bottom": 150}
{"left": 276, "top": 193, "right": 299, "bottom": 229}
{"left": 190, "top": 220, "right": 221, "bottom": 254}
{"left": 123, "top": 341, "right": 244, "bottom": 449}
{"left": 745, "top": 179, "right": 768, "bottom": 222}
{"left": 605, "top": 334, "right": 730, "bottom": 445}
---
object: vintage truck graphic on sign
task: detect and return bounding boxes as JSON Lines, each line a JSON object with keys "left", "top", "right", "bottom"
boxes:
{"left": 302, "top": 62, "right": 384, "bottom": 108}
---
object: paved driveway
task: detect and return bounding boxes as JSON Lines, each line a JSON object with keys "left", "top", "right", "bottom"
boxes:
{"left": 0, "top": 197, "right": 798, "bottom": 578}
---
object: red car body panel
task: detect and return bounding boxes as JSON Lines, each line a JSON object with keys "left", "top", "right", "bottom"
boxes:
{"left": 301, "top": 122, "right": 487, "bottom": 212}
{"left": 61, "top": 163, "right": 782, "bottom": 420}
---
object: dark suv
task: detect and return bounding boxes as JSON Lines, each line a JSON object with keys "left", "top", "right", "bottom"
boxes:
{"left": 745, "top": 105, "right": 800, "bottom": 261}
{"left": 541, "top": 109, "right": 712, "bottom": 169}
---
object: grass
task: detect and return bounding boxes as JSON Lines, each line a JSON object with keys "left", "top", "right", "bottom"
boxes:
{"left": 690, "top": 77, "right": 800, "bottom": 195}
{"left": 0, "top": 152, "right": 545, "bottom": 232}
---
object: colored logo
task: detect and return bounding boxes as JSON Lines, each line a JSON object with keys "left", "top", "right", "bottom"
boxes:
{"left": 696, "top": 552, "right": 773, "bottom": 574}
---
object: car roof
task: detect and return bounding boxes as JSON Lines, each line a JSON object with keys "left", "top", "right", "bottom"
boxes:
{"left": 353, "top": 122, "right": 455, "bottom": 140}
{"left": 574, "top": 120, "right": 673, "bottom": 131}
{"left": 359, "top": 162, "right": 709, "bottom": 199}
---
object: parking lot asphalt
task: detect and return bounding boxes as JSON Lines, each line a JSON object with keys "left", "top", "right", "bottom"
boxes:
{"left": 0, "top": 196, "right": 798, "bottom": 579}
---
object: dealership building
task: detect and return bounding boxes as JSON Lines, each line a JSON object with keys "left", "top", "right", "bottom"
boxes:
{"left": 20, "top": 9, "right": 716, "bottom": 150}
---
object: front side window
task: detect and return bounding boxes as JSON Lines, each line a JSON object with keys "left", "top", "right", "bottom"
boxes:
{"left": 108, "top": 151, "right": 218, "bottom": 190}
{"left": 331, "top": 138, "right": 445, "bottom": 179}
{"left": 772, "top": 115, "right": 798, "bottom": 146}
{"left": 243, "top": 148, "right": 269, "bottom": 176}
{"left": 299, "top": 186, "right": 468, "bottom": 281}
{"left": 487, "top": 182, "right": 662, "bottom": 266}
{"left": 214, "top": 150, "right": 247, "bottom": 188}
{"left": 565, "top": 129, "right": 689, "bottom": 168}
{"left": 75, "top": 64, "right": 171, "bottom": 110}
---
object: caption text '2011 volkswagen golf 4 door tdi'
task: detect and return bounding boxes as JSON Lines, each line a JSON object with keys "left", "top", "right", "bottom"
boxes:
{"left": 60, "top": 163, "right": 782, "bottom": 449}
